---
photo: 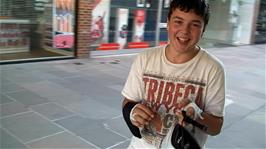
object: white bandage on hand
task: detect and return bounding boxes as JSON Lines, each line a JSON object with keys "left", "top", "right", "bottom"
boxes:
{"left": 184, "top": 102, "right": 204, "bottom": 120}
{"left": 130, "top": 104, "right": 138, "bottom": 122}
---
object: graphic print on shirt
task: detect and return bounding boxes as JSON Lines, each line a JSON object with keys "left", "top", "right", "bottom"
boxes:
{"left": 140, "top": 72, "right": 206, "bottom": 148}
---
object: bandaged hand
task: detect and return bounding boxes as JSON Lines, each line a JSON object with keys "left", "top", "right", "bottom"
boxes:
{"left": 176, "top": 98, "right": 203, "bottom": 126}
{"left": 184, "top": 102, "right": 203, "bottom": 120}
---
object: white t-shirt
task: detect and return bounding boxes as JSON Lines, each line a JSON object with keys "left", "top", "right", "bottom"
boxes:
{"left": 122, "top": 45, "right": 225, "bottom": 148}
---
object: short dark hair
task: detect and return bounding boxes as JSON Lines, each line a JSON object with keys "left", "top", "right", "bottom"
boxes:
{"left": 167, "top": 0, "right": 210, "bottom": 32}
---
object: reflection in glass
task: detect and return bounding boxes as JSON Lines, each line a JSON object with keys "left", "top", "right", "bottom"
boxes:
{"left": 0, "top": 0, "right": 76, "bottom": 62}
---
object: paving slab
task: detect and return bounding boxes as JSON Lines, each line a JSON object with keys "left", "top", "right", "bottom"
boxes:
{"left": 26, "top": 131, "right": 97, "bottom": 149}
{"left": 0, "top": 94, "right": 14, "bottom": 104}
{"left": 55, "top": 115, "right": 127, "bottom": 148}
{"left": 5, "top": 89, "right": 50, "bottom": 107}
{"left": 1, "top": 112, "right": 64, "bottom": 143}
{"left": 0, "top": 101, "right": 29, "bottom": 118}
{"left": 0, "top": 128, "right": 27, "bottom": 149}
{"left": 30, "top": 102, "right": 75, "bottom": 121}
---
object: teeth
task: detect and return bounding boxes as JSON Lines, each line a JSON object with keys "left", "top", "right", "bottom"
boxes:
{"left": 178, "top": 37, "right": 189, "bottom": 42}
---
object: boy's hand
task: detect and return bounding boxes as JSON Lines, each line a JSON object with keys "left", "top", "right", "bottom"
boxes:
{"left": 130, "top": 103, "right": 154, "bottom": 128}
{"left": 176, "top": 99, "right": 195, "bottom": 123}
{"left": 175, "top": 98, "right": 203, "bottom": 126}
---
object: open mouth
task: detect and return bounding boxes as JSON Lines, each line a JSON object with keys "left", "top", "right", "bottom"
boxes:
{"left": 176, "top": 37, "right": 190, "bottom": 44}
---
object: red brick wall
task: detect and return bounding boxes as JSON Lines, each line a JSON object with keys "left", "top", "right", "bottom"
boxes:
{"left": 75, "top": 0, "right": 94, "bottom": 58}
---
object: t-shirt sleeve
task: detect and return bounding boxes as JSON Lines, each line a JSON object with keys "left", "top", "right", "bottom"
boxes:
{"left": 204, "top": 63, "right": 226, "bottom": 117}
{"left": 121, "top": 54, "right": 145, "bottom": 102}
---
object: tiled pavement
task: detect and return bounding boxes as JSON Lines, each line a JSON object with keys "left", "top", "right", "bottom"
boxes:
{"left": 0, "top": 44, "right": 265, "bottom": 149}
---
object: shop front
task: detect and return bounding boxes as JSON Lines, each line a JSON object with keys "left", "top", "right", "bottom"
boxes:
{"left": 1, "top": 0, "right": 265, "bottom": 63}
{"left": 0, "top": 0, "right": 76, "bottom": 63}
{"left": 89, "top": 0, "right": 170, "bottom": 56}
{"left": 90, "top": 0, "right": 265, "bottom": 56}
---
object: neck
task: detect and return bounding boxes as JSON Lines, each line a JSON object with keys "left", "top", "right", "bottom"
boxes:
{"left": 165, "top": 45, "right": 199, "bottom": 64}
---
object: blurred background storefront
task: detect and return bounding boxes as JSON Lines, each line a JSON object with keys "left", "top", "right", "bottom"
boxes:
{"left": 0, "top": 0, "right": 265, "bottom": 63}
{"left": 0, "top": 0, "right": 76, "bottom": 63}
{"left": 90, "top": 0, "right": 266, "bottom": 54}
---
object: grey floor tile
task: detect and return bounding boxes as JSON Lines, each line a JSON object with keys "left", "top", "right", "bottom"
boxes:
{"left": 109, "top": 140, "right": 130, "bottom": 149}
{"left": 227, "top": 111, "right": 265, "bottom": 147}
{"left": 0, "top": 128, "right": 27, "bottom": 149}
{"left": 55, "top": 115, "right": 126, "bottom": 149}
{"left": 59, "top": 80, "right": 123, "bottom": 109}
{"left": 2, "top": 70, "right": 42, "bottom": 84}
{"left": 0, "top": 78, "right": 13, "bottom": 88}
{"left": 18, "top": 63, "right": 55, "bottom": 71}
{"left": 6, "top": 90, "right": 49, "bottom": 107}
{"left": 79, "top": 130, "right": 126, "bottom": 149}
{"left": 55, "top": 115, "right": 100, "bottom": 136}
{"left": 211, "top": 109, "right": 266, "bottom": 149}
{"left": 107, "top": 84, "right": 124, "bottom": 92}
{"left": 226, "top": 90, "right": 264, "bottom": 111}
{"left": 99, "top": 68, "right": 129, "bottom": 82}
{"left": 29, "top": 70, "right": 59, "bottom": 80}
{"left": 0, "top": 94, "right": 14, "bottom": 104}
{"left": 223, "top": 104, "right": 252, "bottom": 128}
{"left": 21, "top": 81, "right": 85, "bottom": 104}
{"left": 1, "top": 112, "right": 64, "bottom": 143}
{"left": 1, "top": 67, "right": 22, "bottom": 78}
{"left": 241, "top": 87, "right": 265, "bottom": 100}
{"left": 57, "top": 76, "right": 123, "bottom": 99}
{"left": 0, "top": 83, "right": 24, "bottom": 93}
{"left": 26, "top": 131, "right": 97, "bottom": 149}
{"left": 88, "top": 73, "right": 125, "bottom": 86}
{"left": 104, "top": 116, "right": 132, "bottom": 138}
{"left": 31, "top": 102, "right": 75, "bottom": 121}
{"left": 53, "top": 63, "right": 82, "bottom": 74}
{"left": 65, "top": 98, "right": 120, "bottom": 119}
{"left": 206, "top": 132, "right": 240, "bottom": 148}
{"left": 0, "top": 101, "right": 29, "bottom": 118}
{"left": 47, "top": 69, "right": 77, "bottom": 78}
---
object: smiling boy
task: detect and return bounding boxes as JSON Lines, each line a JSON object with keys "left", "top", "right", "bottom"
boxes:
{"left": 122, "top": 0, "right": 226, "bottom": 148}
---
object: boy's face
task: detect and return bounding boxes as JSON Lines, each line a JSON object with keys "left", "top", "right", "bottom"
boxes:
{"left": 167, "top": 8, "right": 204, "bottom": 53}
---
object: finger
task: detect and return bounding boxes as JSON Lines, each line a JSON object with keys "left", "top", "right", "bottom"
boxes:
{"left": 133, "top": 104, "right": 154, "bottom": 122}
{"left": 177, "top": 99, "right": 190, "bottom": 109}
{"left": 134, "top": 106, "right": 151, "bottom": 120}
{"left": 131, "top": 105, "right": 152, "bottom": 125}
{"left": 137, "top": 104, "right": 154, "bottom": 118}
{"left": 132, "top": 120, "right": 144, "bottom": 128}
{"left": 134, "top": 113, "right": 150, "bottom": 126}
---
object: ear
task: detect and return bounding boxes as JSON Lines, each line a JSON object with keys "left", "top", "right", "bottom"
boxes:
{"left": 200, "top": 25, "right": 206, "bottom": 38}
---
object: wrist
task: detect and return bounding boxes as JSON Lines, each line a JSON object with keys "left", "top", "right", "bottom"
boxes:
{"left": 129, "top": 104, "right": 138, "bottom": 122}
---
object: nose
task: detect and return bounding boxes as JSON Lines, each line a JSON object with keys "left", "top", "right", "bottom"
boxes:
{"left": 180, "top": 24, "right": 190, "bottom": 34}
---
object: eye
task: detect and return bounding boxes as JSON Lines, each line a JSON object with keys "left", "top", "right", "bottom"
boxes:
{"left": 174, "top": 20, "right": 182, "bottom": 25}
{"left": 192, "top": 23, "right": 202, "bottom": 28}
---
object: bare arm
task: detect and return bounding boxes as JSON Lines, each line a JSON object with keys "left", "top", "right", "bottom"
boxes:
{"left": 196, "top": 112, "right": 223, "bottom": 136}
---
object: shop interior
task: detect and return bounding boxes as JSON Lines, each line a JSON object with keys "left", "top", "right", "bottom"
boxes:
{"left": 0, "top": 0, "right": 75, "bottom": 62}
